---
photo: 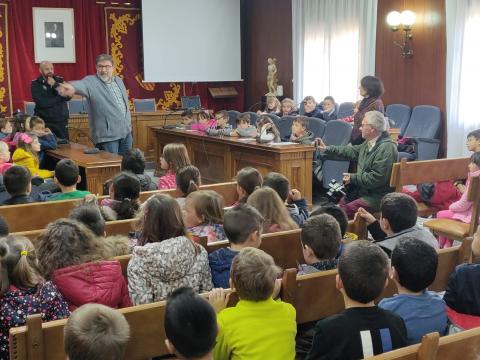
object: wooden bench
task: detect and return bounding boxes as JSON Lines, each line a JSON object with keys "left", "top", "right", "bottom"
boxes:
{"left": 390, "top": 157, "right": 470, "bottom": 217}
{"left": 369, "top": 327, "right": 480, "bottom": 360}
{"left": 367, "top": 332, "right": 440, "bottom": 359}
{"left": 1, "top": 181, "right": 238, "bottom": 233}
{"left": 281, "top": 239, "right": 472, "bottom": 325}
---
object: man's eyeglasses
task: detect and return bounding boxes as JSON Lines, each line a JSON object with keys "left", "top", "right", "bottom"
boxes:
{"left": 97, "top": 65, "right": 113, "bottom": 70}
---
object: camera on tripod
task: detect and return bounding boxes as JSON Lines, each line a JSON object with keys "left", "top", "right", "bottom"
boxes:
{"left": 326, "top": 179, "right": 346, "bottom": 204}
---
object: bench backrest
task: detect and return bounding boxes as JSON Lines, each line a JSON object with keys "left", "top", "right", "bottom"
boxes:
{"left": 436, "top": 326, "right": 480, "bottom": 360}
{"left": 16, "top": 219, "right": 136, "bottom": 242}
{"left": 281, "top": 240, "right": 471, "bottom": 325}
{"left": 2, "top": 182, "right": 238, "bottom": 233}
{"left": 10, "top": 289, "right": 239, "bottom": 360}
{"left": 390, "top": 157, "right": 470, "bottom": 191}
{"left": 368, "top": 332, "right": 439, "bottom": 360}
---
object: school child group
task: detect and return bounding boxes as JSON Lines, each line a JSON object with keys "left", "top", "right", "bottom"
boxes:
{"left": 177, "top": 94, "right": 339, "bottom": 145}
{"left": 1, "top": 111, "right": 480, "bottom": 359}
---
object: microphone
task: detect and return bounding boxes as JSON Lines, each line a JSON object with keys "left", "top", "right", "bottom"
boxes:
{"left": 65, "top": 125, "right": 100, "bottom": 154}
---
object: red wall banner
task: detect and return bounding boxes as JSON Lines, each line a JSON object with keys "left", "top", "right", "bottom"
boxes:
{"left": 2, "top": 0, "right": 243, "bottom": 114}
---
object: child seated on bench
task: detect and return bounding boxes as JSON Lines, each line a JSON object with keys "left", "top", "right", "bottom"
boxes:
{"left": 209, "top": 204, "right": 264, "bottom": 288}
{"left": 235, "top": 166, "right": 263, "bottom": 204}
{"left": 0, "top": 141, "right": 12, "bottom": 174}
{"left": 298, "top": 214, "right": 342, "bottom": 274}
{"left": 443, "top": 229, "right": 480, "bottom": 331}
{"left": 69, "top": 203, "right": 130, "bottom": 256}
{"left": 64, "top": 303, "right": 130, "bottom": 360}
{"left": 0, "top": 116, "right": 12, "bottom": 140}
{"left": 100, "top": 172, "right": 141, "bottom": 221}
{"left": 128, "top": 194, "right": 213, "bottom": 304}
{"left": 183, "top": 190, "right": 227, "bottom": 243}
{"left": 229, "top": 113, "right": 257, "bottom": 137}
{"left": 12, "top": 133, "right": 53, "bottom": 179}
{"left": 264, "top": 171, "right": 309, "bottom": 226}
{"left": 158, "top": 143, "right": 191, "bottom": 190}
{"left": 0, "top": 235, "right": 70, "bottom": 359}
{"left": 379, "top": 237, "right": 447, "bottom": 344}
{"left": 165, "top": 287, "right": 218, "bottom": 359}
{"left": 121, "top": 148, "right": 157, "bottom": 191}
{"left": 310, "top": 204, "right": 357, "bottom": 243}
{"left": 287, "top": 116, "right": 314, "bottom": 144}
{"left": 436, "top": 152, "right": 480, "bottom": 248}
{"left": 306, "top": 241, "right": 407, "bottom": 359}
{"left": 356, "top": 192, "right": 438, "bottom": 255}
{"left": 26, "top": 116, "right": 57, "bottom": 166}
{"left": 208, "top": 247, "right": 296, "bottom": 359}
{"left": 36, "top": 219, "right": 132, "bottom": 310}
{"left": 49, "top": 159, "right": 91, "bottom": 201}
{"left": 1, "top": 165, "right": 34, "bottom": 205}
{"left": 205, "top": 110, "right": 233, "bottom": 136}
{"left": 247, "top": 187, "right": 298, "bottom": 233}
{"left": 175, "top": 164, "right": 201, "bottom": 209}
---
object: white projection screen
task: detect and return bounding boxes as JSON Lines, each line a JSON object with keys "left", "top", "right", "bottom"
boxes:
{"left": 142, "top": 0, "right": 241, "bottom": 82}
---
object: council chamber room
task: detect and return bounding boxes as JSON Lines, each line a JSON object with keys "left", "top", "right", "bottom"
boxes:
{"left": 0, "top": 0, "right": 479, "bottom": 359}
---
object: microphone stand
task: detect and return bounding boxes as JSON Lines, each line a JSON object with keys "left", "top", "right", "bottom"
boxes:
{"left": 65, "top": 125, "right": 100, "bottom": 154}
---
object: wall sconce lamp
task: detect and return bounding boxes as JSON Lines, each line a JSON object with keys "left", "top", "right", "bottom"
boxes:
{"left": 386, "top": 10, "right": 416, "bottom": 58}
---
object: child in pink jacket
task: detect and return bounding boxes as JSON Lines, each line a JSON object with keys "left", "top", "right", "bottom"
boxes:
{"left": 437, "top": 152, "right": 480, "bottom": 248}
{"left": 190, "top": 111, "right": 216, "bottom": 132}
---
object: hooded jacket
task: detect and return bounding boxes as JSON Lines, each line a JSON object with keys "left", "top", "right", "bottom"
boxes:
{"left": 325, "top": 132, "right": 398, "bottom": 210}
{"left": 127, "top": 236, "right": 213, "bottom": 305}
{"left": 209, "top": 247, "right": 239, "bottom": 288}
{"left": 52, "top": 260, "right": 132, "bottom": 311}
{"left": 368, "top": 221, "right": 439, "bottom": 255}
{"left": 290, "top": 130, "right": 314, "bottom": 144}
{"left": 12, "top": 148, "right": 54, "bottom": 179}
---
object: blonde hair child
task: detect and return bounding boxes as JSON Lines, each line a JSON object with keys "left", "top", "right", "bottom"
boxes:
{"left": 0, "top": 235, "right": 70, "bottom": 359}
{"left": 183, "top": 190, "right": 227, "bottom": 243}
{"left": 158, "top": 143, "right": 191, "bottom": 189}
{"left": 247, "top": 187, "right": 298, "bottom": 233}
{"left": 0, "top": 141, "right": 12, "bottom": 174}
{"left": 12, "top": 133, "right": 53, "bottom": 179}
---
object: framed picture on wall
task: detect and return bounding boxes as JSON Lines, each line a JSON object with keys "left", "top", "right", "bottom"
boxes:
{"left": 33, "top": 8, "right": 75, "bottom": 63}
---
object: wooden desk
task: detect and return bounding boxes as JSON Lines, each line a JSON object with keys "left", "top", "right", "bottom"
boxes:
{"left": 68, "top": 110, "right": 206, "bottom": 161}
{"left": 151, "top": 128, "right": 315, "bottom": 204}
{"left": 47, "top": 143, "right": 122, "bottom": 194}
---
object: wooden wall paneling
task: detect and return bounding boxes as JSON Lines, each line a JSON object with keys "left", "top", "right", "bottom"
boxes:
{"left": 242, "top": 0, "right": 293, "bottom": 110}
{"left": 376, "top": 0, "right": 447, "bottom": 155}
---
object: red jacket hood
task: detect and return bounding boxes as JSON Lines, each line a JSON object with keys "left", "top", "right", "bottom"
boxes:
{"left": 52, "top": 260, "right": 132, "bottom": 311}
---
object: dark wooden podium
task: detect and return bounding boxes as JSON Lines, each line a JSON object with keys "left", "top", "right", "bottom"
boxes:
{"left": 151, "top": 128, "right": 314, "bottom": 204}
{"left": 47, "top": 143, "right": 122, "bottom": 194}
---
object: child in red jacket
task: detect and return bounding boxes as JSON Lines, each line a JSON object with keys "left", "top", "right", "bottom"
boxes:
{"left": 35, "top": 218, "right": 132, "bottom": 310}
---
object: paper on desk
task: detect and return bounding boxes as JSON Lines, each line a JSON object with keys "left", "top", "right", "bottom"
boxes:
{"left": 270, "top": 142, "right": 297, "bottom": 145}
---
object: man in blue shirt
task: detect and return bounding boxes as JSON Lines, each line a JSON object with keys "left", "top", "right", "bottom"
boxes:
{"left": 379, "top": 237, "right": 447, "bottom": 344}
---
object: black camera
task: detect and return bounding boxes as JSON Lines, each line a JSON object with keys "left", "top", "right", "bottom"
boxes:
{"left": 326, "top": 179, "right": 346, "bottom": 204}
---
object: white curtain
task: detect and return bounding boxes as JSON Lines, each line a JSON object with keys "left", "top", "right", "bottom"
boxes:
{"left": 446, "top": 0, "right": 480, "bottom": 158}
{"left": 292, "top": 0, "right": 378, "bottom": 105}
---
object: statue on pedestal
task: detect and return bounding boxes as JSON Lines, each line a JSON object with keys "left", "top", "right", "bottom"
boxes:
{"left": 267, "top": 58, "right": 278, "bottom": 95}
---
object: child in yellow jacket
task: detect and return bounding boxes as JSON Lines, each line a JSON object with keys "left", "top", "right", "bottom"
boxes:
{"left": 12, "top": 133, "right": 53, "bottom": 179}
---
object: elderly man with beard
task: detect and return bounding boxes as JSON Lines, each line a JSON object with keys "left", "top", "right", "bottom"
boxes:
{"left": 31, "top": 61, "right": 70, "bottom": 140}
{"left": 57, "top": 54, "right": 132, "bottom": 154}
